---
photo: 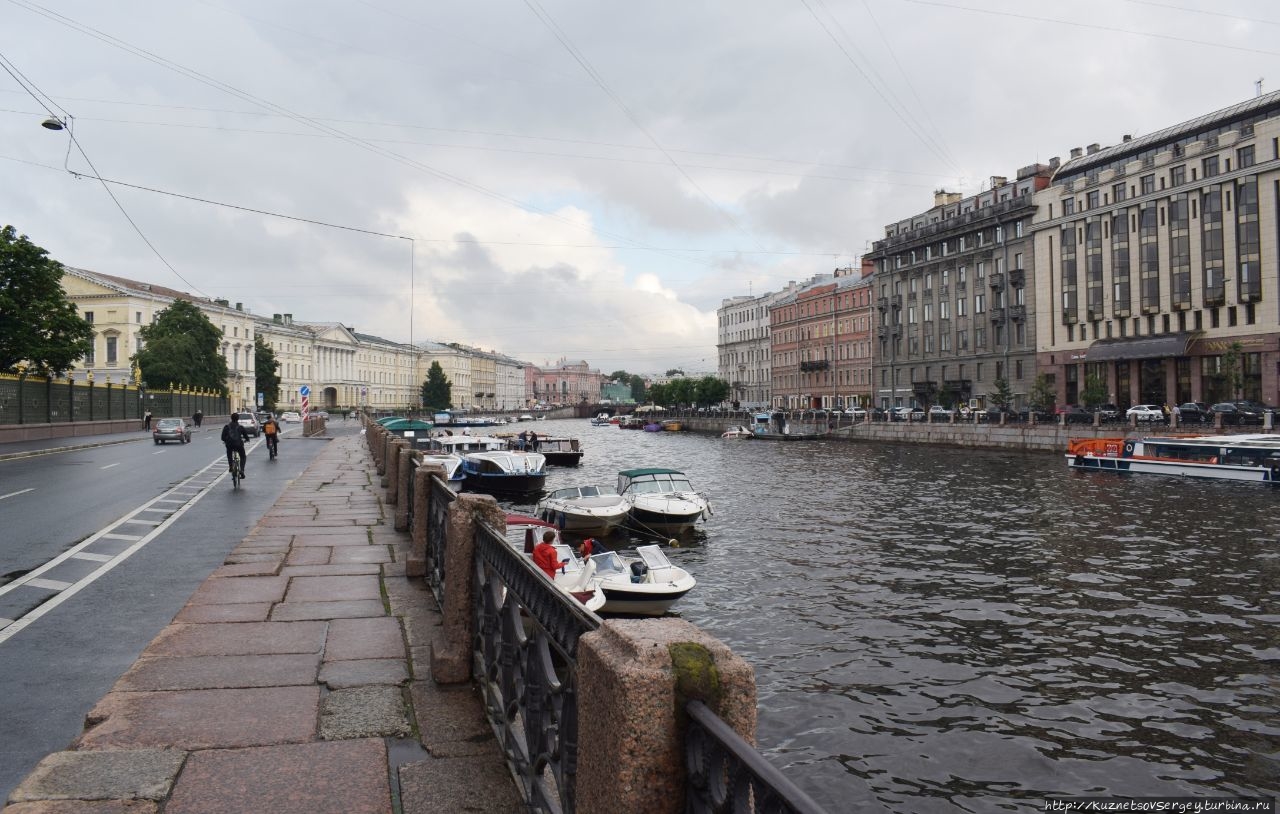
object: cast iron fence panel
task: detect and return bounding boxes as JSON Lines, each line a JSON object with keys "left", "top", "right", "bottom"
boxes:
{"left": 685, "top": 699, "right": 830, "bottom": 814}
{"left": 472, "top": 521, "right": 599, "bottom": 814}
{"left": 425, "top": 475, "right": 455, "bottom": 604}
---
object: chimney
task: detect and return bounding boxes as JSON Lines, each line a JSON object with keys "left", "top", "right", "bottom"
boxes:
{"left": 989, "top": 176, "right": 1008, "bottom": 189}
{"left": 1069, "top": 147, "right": 1083, "bottom": 159}
{"left": 235, "top": 302, "right": 243, "bottom": 311}
{"left": 284, "top": 313, "right": 293, "bottom": 325}
{"left": 1086, "top": 143, "right": 1101, "bottom": 155}
{"left": 1049, "top": 156, "right": 1060, "bottom": 168}
{"left": 273, "top": 313, "right": 282, "bottom": 324}
{"left": 933, "top": 189, "right": 963, "bottom": 207}
{"left": 1122, "top": 134, "right": 1133, "bottom": 142}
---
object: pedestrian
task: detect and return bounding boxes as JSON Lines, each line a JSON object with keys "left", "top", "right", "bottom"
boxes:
{"left": 193, "top": 409, "right": 203, "bottom": 428}
{"left": 529, "top": 430, "right": 539, "bottom": 452}
{"left": 533, "top": 530, "right": 563, "bottom": 580}
{"left": 143, "top": 409, "right": 152, "bottom": 430}
{"left": 517, "top": 430, "right": 528, "bottom": 451}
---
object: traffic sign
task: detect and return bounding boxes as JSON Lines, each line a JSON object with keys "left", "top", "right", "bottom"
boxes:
{"left": 300, "top": 384, "right": 311, "bottom": 397}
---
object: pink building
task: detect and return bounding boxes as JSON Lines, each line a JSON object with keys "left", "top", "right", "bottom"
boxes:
{"left": 526, "top": 358, "right": 607, "bottom": 405}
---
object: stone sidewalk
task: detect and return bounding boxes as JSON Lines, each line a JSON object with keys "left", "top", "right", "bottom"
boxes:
{"left": 3, "top": 433, "right": 522, "bottom": 814}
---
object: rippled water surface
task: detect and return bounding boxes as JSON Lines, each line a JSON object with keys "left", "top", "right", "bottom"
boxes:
{"left": 501, "top": 420, "right": 1280, "bottom": 813}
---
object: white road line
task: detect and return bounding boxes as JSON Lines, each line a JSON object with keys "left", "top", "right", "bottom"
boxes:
{"left": 25, "top": 578, "right": 74, "bottom": 591}
{"left": 0, "top": 488, "right": 34, "bottom": 501}
{"left": 0, "top": 454, "right": 232, "bottom": 645}
{"left": 152, "top": 451, "right": 165, "bottom": 455}
{"left": 101, "top": 532, "right": 143, "bottom": 541}
{"left": 0, "top": 618, "right": 12, "bottom": 629}
{"left": 71, "top": 552, "right": 114, "bottom": 563}
{"left": 122, "top": 518, "right": 162, "bottom": 526}
{"left": 101, "top": 463, "right": 120, "bottom": 470}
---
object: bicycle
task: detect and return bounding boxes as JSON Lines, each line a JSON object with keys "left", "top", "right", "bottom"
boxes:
{"left": 266, "top": 434, "right": 278, "bottom": 461}
{"left": 228, "top": 450, "right": 245, "bottom": 490}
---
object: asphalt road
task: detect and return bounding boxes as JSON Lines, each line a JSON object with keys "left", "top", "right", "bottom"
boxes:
{"left": 0, "top": 422, "right": 339, "bottom": 801}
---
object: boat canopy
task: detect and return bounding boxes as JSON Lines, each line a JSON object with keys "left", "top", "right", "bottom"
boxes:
{"left": 619, "top": 467, "right": 686, "bottom": 477}
{"left": 381, "top": 418, "right": 434, "bottom": 431}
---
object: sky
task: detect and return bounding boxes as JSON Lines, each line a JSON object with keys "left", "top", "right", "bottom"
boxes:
{"left": 2, "top": 0, "right": 1277, "bottom": 375}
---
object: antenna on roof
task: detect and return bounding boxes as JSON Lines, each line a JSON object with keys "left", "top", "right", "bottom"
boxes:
{"left": 1257, "top": 77, "right": 1265, "bottom": 97}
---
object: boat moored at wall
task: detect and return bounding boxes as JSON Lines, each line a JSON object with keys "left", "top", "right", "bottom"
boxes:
{"left": 1066, "top": 434, "right": 1280, "bottom": 482}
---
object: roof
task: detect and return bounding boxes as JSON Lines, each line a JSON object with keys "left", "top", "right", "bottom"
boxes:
{"left": 618, "top": 468, "right": 686, "bottom": 477}
{"left": 1085, "top": 331, "right": 1200, "bottom": 363}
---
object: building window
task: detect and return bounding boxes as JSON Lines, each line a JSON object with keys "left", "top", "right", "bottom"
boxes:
{"left": 1238, "top": 144, "right": 1255, "bottom": 168}
{"left": 84, "top": 311, "right": 94, "bottom": 324}
{"left": 1063, "top": 198, "right": 1075, "bottom": 215}
{"left": 1113, "top": 182, "right": 1126, "bottom": 203}
{"left": 1171, "top": 165, "right": 1185, "bottom": 186}
{"left": 1086, "top": 190, "right": 1100, "bottom": 209}
{"left": 106, "top": 335, "right": 118, "bottom": 366}
{"left": 1141, "top": 174, "right": 1155, "bottom": 195}
{"left": 1202, "top": 155, "right": 1219, "bottom": 178}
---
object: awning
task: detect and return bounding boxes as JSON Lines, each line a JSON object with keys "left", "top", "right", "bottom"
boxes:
{"left": 1084, "top": 331, "right": 1200, "bottom": 362}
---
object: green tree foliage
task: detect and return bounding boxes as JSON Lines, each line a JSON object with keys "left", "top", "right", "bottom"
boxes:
{"left": 1221, "top": 341, "right": 1244, "bottom": 400}
{"left": 665, "top": 368, "right": 685, "bottom": 377}
{"left": 629, "top": 374, "right": 646, "bottom": 402}
{"left": 132, "top": 300, "right": 228, "bottom": 391}
{"left": 988, "top": 377, "right": 1013, "bottom": 409}
{"left": 609, "top": 369, "right": 630, "bottom": 382}
{"left": 1081, "top": 374, "right": 1108, "bottom": 408}
{"left": 0, "top": 225, "right": 92, "bottom": 375}
{"left": 694, "top": 376, "right": 729, "bottom": 406}
{"left": 254, "top": 336, "right": 281, "bottom": 411}
{"left": 420, "top": 361, "right": 452, "bottom": 411}
{"left": 647, "top": 383, "right": 669, "bottom": 406}
{"left": 1029, "top": 374, "right": 1056, "bottom": 410}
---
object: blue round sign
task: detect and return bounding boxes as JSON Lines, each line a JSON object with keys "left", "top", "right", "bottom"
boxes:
{"left": 300, "top": 385, "right": 311, "bottom": 396}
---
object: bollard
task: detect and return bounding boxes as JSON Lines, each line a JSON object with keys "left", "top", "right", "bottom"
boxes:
{"left": 576, "top": 619, "right": 757, "bottom": 814}
{"left": 432, "top": 495, "right": 505, "bottom": 684}
{"left": 408, "top": 462, "right": 444, "bottom": 578}
{"left": 394, "top": 446, "right": 415, "bottom": 531}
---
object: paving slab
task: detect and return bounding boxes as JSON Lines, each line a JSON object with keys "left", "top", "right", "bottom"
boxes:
{"left": 319, "top": 686, "right": 411, "bottom": 739}
{"left": 185, "top": 576, "right": 288, "bottom": 605}
{"left": 329, "top": 546, "right": 392, "bottom": 564}
{"left": 284, "top": 547, "right": 330, "bottom": 566}
{"left": 2, "top": 801, "right": 159, "bottom": 813}
{"left": 164, "top": 739, "right": 390, "bottom": 814}
{"left": 114, "top": 653, "right": 320, "bottom": 692}
{"left": 279, "top": 563, "right": 381, "bottom": 577}
{"left": 207, "top": 562, "right": 280, "bottom": 578}
{"left": 270, "top": 599, "right": 385, "bottom": 622}
{"left": 398, "top": 755, "right": 523, "bottom": 814}
{"left": 77, "top": 687, "right": 319, "bottom": 751}
{"left": 318, "top": 659, "right": 409, "bottom": 689}
{"left": 324, "top": 617, "right": 404, "bottom": 661}
{"left": 143, "top": 622, "right": 326, "bottom": 657}
{"left": 172, "top": 602, "right": 272, "bottom": 624}
{"left": 285, "top": 575, "right": 381, "bottom": 603}
{"left": 7, "top": 749, "right": 185, "bottom": 803}
{"left": 408, "top": 682, "right": 495, "bottom": 758}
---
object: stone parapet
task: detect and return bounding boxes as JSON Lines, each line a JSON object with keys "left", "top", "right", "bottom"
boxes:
{"left": 430, "top": 494, "right": 505, "bottom": 685}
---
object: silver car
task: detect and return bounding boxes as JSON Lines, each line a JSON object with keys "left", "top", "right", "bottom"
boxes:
{"left": 153, "top": 417, "right": 192, "bottom": 445}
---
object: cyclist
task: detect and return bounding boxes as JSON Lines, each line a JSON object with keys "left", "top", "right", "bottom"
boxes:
{"left": 262, "top": 414, "right": 280, "bottom": 458}
{"left": 221, "top": 413, "right": 249, "bottom": 479}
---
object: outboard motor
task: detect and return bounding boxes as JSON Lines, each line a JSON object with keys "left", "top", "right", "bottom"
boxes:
{"left": 630, "top": 561, "right": 649, "bottom": 584}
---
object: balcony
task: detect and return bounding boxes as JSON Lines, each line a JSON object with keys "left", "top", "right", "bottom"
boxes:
{"left": 989, "top": 272, "right": 1005, "bottom": 291}
{"left": 907, "top": 291, "right": 917, "bottom": 303}
{"left": 955, "top": 281, "right": 967, "bottom": 294}
{"left": 1008, "top": 268, "right": 1025, "bottom": 287}
{"left": 1009, "top": 305, "right": 1026, "bottom": 321}
{"left": 990, "top": 307, "right": 1006, "bottom": 323}
{"left": 877, "top": 296, "right": 889, "bottom": 312}
{"left": 877, "top": 326, "right": 888, "bottom": 340}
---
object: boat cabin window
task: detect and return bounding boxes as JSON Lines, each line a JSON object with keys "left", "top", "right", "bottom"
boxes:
{"left": 1147, "top": 443, "right": 1220, "bottom": 463}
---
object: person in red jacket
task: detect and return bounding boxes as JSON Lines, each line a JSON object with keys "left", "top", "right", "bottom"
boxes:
{"left": 532, "top": 530, "right": 563, "bottom": 580}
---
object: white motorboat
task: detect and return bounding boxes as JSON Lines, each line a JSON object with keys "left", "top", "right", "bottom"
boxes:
{"left": 583, "top": 545, "right": 696, "bottom": 616}
{"left": 535, "top": 484, "right": 630, "bottom": 535}
{"left": 720, "top": 425, "right": 752, "bottom": 439}
{"left": 617, "top": 468, "right": 710, "bottom": 533}
{"left": 417, "top": 453, "right": 464, "bottom": 491}
{"left": 461, "top": 451, "right": 547, "bottom": 495}
{"left": 504, "top": 515, "right": 605, "bottom": 612}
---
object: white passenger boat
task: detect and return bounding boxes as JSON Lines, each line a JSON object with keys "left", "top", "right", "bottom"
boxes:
{"left": 461, "top": 451, "right": 547, "bottom": 494}
{"left": 721, "top": 425, "right": 752, "bottom": 439}
{"left": 425, "top": 434, "right": 506, "bottom": 455}
{"left": 417, "top": 453, "right": 464, "bottom": 491}
{"left": 504, "top": 515, "right": 605, "bottom": 612}
{"left": 1066, "top": 433, "right": 1280, "bottom": 482}
{"left": 535, "top": 484, "right": 630, "bottom": 534}
{"left": 617, "top": 468, "right": 710, "bottom": 532}
{"left": 583, "top": 545, "right": 696, "bottom": 616}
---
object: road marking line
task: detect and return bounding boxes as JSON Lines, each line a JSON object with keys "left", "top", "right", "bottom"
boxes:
{"left": 0, "top": 454, "right": 232, "bottom": 645}
{"left": 0, "top": 618, "right": 12, "bottom": 629}
{"left": 101, "top": 463, "right": 120, "bottom": 470}
{"left": 122, "top": 518, "right": 162, "bottom": 526}
{"left": 71, "top": 552, "right": 114, "bottom": 562}
{"left": 101, "top": 533, "right": 143, "bottom": 541}
{"left": 152, "top": 451, "right": 165, "bottom": 455}
{"left": 26, "top": 578, "right": 73, "bottom": 591}
{"left": 0, "top": 488, "right": 34, "bottom": 501}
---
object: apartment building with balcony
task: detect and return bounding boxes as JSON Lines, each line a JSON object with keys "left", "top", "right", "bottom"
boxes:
{"left": 767, "top": 268, "right": 874, "bottom": 410}
{"left": 717, "top": 291, "right": 782, "bottom": 410}
{"left": 865, "top": 168, "right": 1053, "bottom": 411}
{"left": 1033, "top": 91, "right": 1280, "bottom": 408}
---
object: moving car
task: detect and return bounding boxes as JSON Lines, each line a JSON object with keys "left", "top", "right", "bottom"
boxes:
{"left": 237, "top": 413, "right": 261, "bottom": 437}
{"left": 1091, "top": 403, "right": 1120, "bottom": 422}
{"left": 152, "top": 417, "right": 192, "bottom": 445}
{"left": 1125, "top": 404, "right": 1166, "bottom": 422}
{"left": 280, "top": 411, "right": 302, "bottom": 423}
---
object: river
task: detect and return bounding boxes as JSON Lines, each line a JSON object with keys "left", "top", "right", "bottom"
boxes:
{"left": 498, "top": 418, "right": 1280, "bottom": 813}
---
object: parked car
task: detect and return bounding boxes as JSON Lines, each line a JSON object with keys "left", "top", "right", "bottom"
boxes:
{"left": 927, "top": 405, "right": 955, "bottom": 420}
{"left": 280, "top": 411, "right": 302, "bottom": 423}
{"left": 1018, "top": 406, "right": 1052, "bottom": 423}
{"left": 1175, "top": 402, "right": 1212, "bottom": 424}
{"left": 1056, "top": 405, "right": 1094, "bottom": 424}
{"left": 1126, "top": 404, "right": 1166, "bottom": 422}
{"left": 845, "top": 406, "right": 868, "bottom": 420}
{"left": 237, "top": 413, "right": 261, "bottom": 437}
{"left": 1211, "top": 402, "right": 1263, "bottom": 426}
{"left": 1089, "top": 403, "right": 1120, "bottom": 422}
{"left": 985, "top": 406, "right": 1018, "bottom": 422}
{"left": 890, "top": 406, "right": 921, "bottom": 421}
{"left": 152, "top": 417, "right": 192, "bottom": 445}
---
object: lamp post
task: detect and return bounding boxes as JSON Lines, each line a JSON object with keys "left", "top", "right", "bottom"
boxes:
{"left": 16, "top": 361, "right": 27, "bottom": 424}
{"left": 87, "top": 370, "right": 94, "bottom": 421}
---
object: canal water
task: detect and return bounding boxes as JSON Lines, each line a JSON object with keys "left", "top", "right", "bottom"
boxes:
{"left": 499, "top": 419, "right": 1280, "bottom": 813}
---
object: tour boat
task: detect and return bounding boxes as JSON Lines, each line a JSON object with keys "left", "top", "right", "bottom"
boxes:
{"left": 504, "top": 516, "right": 605, "bottom": 613}
{"left": 461, "top": 451, "right": 547, "bottom": 495}
{"left": 617, "top": 416, "right": 645, "bottom": 430}
{"left": 417, "top": 453, "right": 465, "bottom": 491}
{"left": 660, "top": 419, "right": 682, "bottom": 432}
{"left": 425, "top": 434, "right": 506, "bottom": 455}
{"left": 1066, "top": 433, "right": 1280, "bottom": 482}
{"left": 617, "top": 468, "right": 711, "bottom": 532}
{"left": 535, "top": 484, "right": 630, "bottom": 534}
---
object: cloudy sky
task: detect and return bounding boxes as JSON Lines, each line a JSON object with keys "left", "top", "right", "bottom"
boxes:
{"left": 2, "top": 1, "right": 1276, "bottom": 374}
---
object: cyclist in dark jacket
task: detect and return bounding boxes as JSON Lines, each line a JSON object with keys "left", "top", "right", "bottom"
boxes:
{"left": 221, "top": 414, "right": 249, "bottom": 478}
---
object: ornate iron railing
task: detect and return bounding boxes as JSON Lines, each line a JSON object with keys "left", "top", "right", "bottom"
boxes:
{"left": 472, "top": 521, "right": 600, "bottom": 814}
{"left": 685, "top": 700, "right": 829, "bottom": 814}
{"left": 425, "top": 476, "right": 455, "bottom": 604}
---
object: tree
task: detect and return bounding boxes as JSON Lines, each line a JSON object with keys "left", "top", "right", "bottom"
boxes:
{"left": 1029, "top": 374, "right": 1056, "bottom": 411}
{"left": 132, "top": 299, "right": 227, "bottom": 392}
{"left": 647, "top": 383, "right": 669, "bottom": 406}
{"left": 667, "top": 377, "right": 695, "bottom": 406}
{"left": 665, "top": 368, "right": 684, "bottom": 377}
{"left": 1081, "top": 374, "right": 1107, "bottom": 408}
{"left": 629, "top": 374, "right": 646, "bottom": 402}
{"left": 988, "top": 377, "right": 1013, "bottom": 409}
{"left": 609, "top": 369, "right": 630, "bottom": 382}
{"left": 694, "top": 376, "right": 729, "bottom": 407}
{"left": 0, "top": 225, "right": 93, "bottom": 375}
{"left": 1221, "top": 341, "right": 1244, "bottom": 400}
{"left": 254, "top": 336, "right": 281, "bottom": 411}
{"left": 420, "top": 361, "right": 452, "bottom": 411}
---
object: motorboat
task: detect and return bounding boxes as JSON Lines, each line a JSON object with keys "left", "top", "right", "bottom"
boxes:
{"left": 721, "top": 425, "right": 753, "bottom": 439}
{"left": 642, "top": 422, "right": 663, "bottom": 432}
{"left": 617, "top": 416, "right": 644, "bottom": 430}
{"left": 1067, "top": 433, "right": 1280, "bottom": 482}
{"left": 584, "top": 545, "right": 696, "bottom": 616}
{"left": 504, "top": 515, "right": 605, "bottom": 612}
{"left": 461, "top": 451, "right": 547, "bottom": 495}
{"left": 590, "top": 412, "right": 612, "bottom": 427}
{"left": 660, "top": 419, "right": 682, "bottom": 432}
{"left": 517, "top": 414, "right": 535, "bottom": 422}
{"left": 526, "top": 436, "right": 583, "bottom": 467}
{"left": 617, "top": 468, "right": 710, "bottom": 532}
{"left": 535, "top": 484, "right": 630, "bottom": 534}
{"left": 417, "top": 453, "right": 465, "bottom": 491}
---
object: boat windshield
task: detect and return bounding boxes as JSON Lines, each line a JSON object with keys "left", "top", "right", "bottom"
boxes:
{"left": 636, "top": 545, "right": 672, "bottom": 570}
{"left": 625, "top": 474, "right": 694, "bottom": 494}
{"left": 553, "top": 544, "right": 582, "bottom": 573}
{"left": 591, "top": 551, "right": 627, "bottom": 576}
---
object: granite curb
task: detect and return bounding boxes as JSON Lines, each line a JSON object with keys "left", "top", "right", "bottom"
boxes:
{"left": 3, "top": 433, "right": 521, "bottom": 814}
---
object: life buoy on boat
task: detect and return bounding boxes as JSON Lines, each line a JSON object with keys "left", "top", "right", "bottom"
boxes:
{"left": 1122, "top": 441, "right": 1135, "bottom": 457}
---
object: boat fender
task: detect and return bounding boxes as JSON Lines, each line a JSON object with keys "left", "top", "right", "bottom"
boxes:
{"left": 1122, "top": 441, "right": 1135, "bottom": 458}
{"left": 705, "top": 501, "right": 714, "bottom": 517}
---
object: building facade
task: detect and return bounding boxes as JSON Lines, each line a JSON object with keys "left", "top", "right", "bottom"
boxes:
{"left": 865, "top": 169, "right": 1052, "bottom": 411}
{"left": 717, "top": 292, "right": 779, "bottom": 410}
{"left": 1033, "top": 91, "right": 1280, "bottom": 409}
{"left": 527, "top": 358, "right": 606, "bottom": 405}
